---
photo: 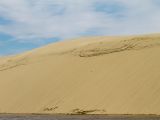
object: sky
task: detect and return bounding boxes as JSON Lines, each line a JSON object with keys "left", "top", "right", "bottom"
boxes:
{"left": 0, "top": 0, "right": 160, "bottom": 55}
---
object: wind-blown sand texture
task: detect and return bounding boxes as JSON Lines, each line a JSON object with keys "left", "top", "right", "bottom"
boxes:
{"left": 0, "top": 34, "right": 160, "bottom": 114}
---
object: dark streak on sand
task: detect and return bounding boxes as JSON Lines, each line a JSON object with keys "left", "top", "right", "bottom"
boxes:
{"left": 0, "top": 114, "right": 160, "bottom": 120}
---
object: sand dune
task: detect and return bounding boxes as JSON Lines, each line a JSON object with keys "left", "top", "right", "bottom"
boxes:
{"left": 0, "top": 34, "right": 160, "bottom": 114}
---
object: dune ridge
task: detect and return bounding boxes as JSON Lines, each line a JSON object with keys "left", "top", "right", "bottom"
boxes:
{"left": 72, "top": 36, "right": 160, "bottom": 57}
{"left": 0, "top": 34, "right": 160, "bottom": 114}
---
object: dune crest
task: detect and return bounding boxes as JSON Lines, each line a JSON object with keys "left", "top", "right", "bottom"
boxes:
{"left": 0, "top": 34, "right": 160, "bottom": 114}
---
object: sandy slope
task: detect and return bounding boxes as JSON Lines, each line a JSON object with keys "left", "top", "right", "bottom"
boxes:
{"left": 0, "top": 34, "right": 160, "bottom": 114}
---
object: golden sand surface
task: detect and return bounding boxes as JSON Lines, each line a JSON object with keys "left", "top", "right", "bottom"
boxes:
{"left": 0, "top": 34, "right": 160, "bottom": 114}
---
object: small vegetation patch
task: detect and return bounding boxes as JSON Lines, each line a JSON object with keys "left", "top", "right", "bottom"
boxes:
{"left": 43, "top": 106, "right": 58, "bottom": 112}
{"left": 71, "top": 108, "right": 105, "bottom": 115}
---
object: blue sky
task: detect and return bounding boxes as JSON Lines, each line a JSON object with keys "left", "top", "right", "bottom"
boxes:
{"left": 0, "top": 34, "right": 60, "bottom": 55}
{"left": 0, "top": 0, "right": 160, "bottom": 56}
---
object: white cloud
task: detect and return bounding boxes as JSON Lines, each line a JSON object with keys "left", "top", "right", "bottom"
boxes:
{"left": 0, "top": 0, "right": 160, "bottom": 42}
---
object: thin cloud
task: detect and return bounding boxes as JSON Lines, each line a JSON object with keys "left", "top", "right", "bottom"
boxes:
{"left": 0, "top": 0, "right": 160, "bottom": 43}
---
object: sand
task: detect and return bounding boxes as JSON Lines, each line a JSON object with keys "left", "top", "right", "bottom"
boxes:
{"left": 0, "top": 33, "right": 160, "bottom": 114}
